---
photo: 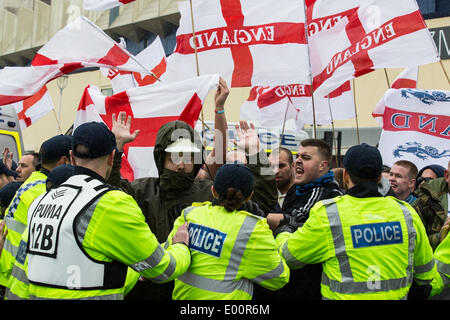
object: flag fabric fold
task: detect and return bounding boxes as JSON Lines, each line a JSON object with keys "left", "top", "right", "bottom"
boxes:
{"left": 102, "top": 36, "right": 167, "bottom": 94}
{"left": 240, "top": 80, "right": 355, "bottom": 130}
{"left": 8, "top": 86, "right": 55, "bottom": 130}
{"left": 74, "top": 74, "right": 220, "bottom": 179}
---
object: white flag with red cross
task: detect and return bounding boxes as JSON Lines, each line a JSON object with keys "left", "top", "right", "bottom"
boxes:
{"left": 307, "top": 0, "right": 439, "bottom": 97}
{"left": 373, "top": 66, "right": 419, "bottom": 126}
{"left": 374, "top": 88, "right": 450, "bottom": 168}
{"left": 163, "top": 0, "right": 311, "bottom": 88}
{"left": 83, "top": 0, "right": 136, "bottom": 11}
{"left": 7, "top": 86, "right": 54, "bottom": 130}
{"left": 240, "top": 80, "right": 355, "bottom": 130}
{"left": 0, "top": 16, "right": 150, "bottom": 106}
{"left": 74, "top": 75, "right": 219, "bottom": 180}
{"left": 102, "top": 37, "right": 167, "bottom": 94}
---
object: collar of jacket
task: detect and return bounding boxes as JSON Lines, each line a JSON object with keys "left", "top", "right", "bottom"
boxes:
{"left": 346, "top": 181, "right": 382, "bottom": 198}
{"left": 74, "top": 166, "right": 107, "bottom": 183}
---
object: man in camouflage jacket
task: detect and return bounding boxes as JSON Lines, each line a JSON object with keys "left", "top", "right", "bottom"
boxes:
{"left": 413, "top": 161, "right": 449, "bottom": 250}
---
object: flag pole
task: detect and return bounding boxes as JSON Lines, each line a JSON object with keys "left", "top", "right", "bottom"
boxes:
{"left": 352, "top": 79, "right": 360, "bottom": 144}
{"left": 189, "top": 0, "right": 207, "bottom": 147}
{"left": 384, "top": 68, "right": 391, "bottom": 87}
{"left": 440, "top": 60, "right": 450, "bottom": 85}
{"left": 279, "top": 98, "right": 292, "bottom": 147}
{"left": 301, "top": 2, "right": 317, "bottom": 139}
{"left": 327, "top": 97, "right": 339, "bottom": 167}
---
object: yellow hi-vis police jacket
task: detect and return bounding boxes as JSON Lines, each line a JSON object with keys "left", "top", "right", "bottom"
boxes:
{"left": 434, "top": 232, "right": 450, "bottom": 288}
{"left": 5, "top": 226, "right": 141, "bottom": 300}
{"left": 27, "top": 174, "right": 191, "bottom": 300}
{"left": 166, "top": 202, "right": 289, "bottom": 300}
{"left": 0, "top": 171, "right": 47, "bottom": 287}
{"left": 276, "top": 195, "right": 443, "bottom": 300}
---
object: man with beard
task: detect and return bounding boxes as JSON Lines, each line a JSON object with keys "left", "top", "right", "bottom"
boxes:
{"left": 264, "top": 138, "right": 343, "bottom": 300}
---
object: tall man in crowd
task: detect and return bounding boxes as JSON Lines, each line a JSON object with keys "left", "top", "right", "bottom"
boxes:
{"left": 263, "top": 138, "right": 343, "bottom": 300}
{"left": 389, "top": 160, "right": 418, "bottom": 204}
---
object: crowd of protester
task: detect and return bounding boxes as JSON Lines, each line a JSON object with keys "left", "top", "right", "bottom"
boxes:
{"left": 0, "top": 81, "right": 448, "bottom": 301}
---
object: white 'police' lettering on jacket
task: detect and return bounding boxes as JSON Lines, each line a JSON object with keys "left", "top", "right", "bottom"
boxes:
{"left": 350, "top": 221, "right": 403, "bottom": 248}
{"left": 188, "top": 223, "right": 227, "bottom": 258}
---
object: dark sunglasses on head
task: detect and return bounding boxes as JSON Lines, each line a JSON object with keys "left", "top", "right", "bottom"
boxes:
{"left": 417, "top": 176, "right": 433, "bottom": 185}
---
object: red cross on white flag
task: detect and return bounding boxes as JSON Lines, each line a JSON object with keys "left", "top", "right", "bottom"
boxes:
{"left": 74, "top": 75, "right": 219, "bottom": 180}
{"left": 163, "top": 0, "right": 311, "bottom": 88}
{"left": 307, "top": 0, "right": 439, "bottom": 97}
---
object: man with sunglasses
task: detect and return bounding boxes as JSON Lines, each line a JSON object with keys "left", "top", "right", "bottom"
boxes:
{"left": 413, "top": 160, "right": 450, "bottom": 251}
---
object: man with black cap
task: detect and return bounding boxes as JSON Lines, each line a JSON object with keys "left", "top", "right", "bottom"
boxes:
{"left": 25, "top": 122, "right": 191, "bottom": 300}
{"left": 0, "top": 134, "right": 72, "bottom": 293}
{"left": 276, "top": 143, "right": 443, "bottom": 300}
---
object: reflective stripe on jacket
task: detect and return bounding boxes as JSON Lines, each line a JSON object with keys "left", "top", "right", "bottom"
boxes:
{"left": 0, "top": 171, "right": 46, "bottom": 285}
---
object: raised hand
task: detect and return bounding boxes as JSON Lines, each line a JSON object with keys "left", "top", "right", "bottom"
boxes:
{"left": 231, "top": 120, "right": 260, "bottom": 156}
{"left": 111, "top": 111, "right": 140, "bottom": 152}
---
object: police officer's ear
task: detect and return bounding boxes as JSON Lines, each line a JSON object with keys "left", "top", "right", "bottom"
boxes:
{"left": 107, "top": 149, "right": 116, "bottom": 167}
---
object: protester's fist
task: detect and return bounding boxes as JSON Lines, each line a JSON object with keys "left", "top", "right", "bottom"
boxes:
{"left": 111, "top": 111, "right": 140, "bottom": 152}
{"left": 172, "top": 222, "right": 190, "bottom": 247}
{"left": 214, "top": 77, "right": 230, "bottom": 109}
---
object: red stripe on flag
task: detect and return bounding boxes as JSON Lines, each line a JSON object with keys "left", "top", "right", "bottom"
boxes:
{"left": 133, "top": 57, "right": 167, "bottom": 86}
{"left": 178, "top": 93, "right": 204, "bottom": 128}
{"left": 16, "top": 86, "right": 49, "bottom": 127}
{"left": 31, "top": 53, "right": 58, "bottom": 66}
{"left": 97, "top": 44, "right": 130, "bottom": 67}
{"left": 382, "top": 106, "right": 450, "bottom": 139}
{"left": 0, "top": 94, "right": 30, "bottom": 106}
{"left": 257, "top": 84, "right": 312, "bottom": 109}
{"left": 220, "top": 0, "right": 252, "bottom": 87}
{"left": 77, "top": 86, "right": 95, "bottom": 111}
{"left": 119, "top": 0, "right": 136, "bottom": 4}
{"left": 325, "top": 81, "right": 351, "bottom": 99}
{"left": 391, "top": 79, "right": 417, "bottom": 89}
{"left": 313, "top": 10, "right": 426, "bottom": 92}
